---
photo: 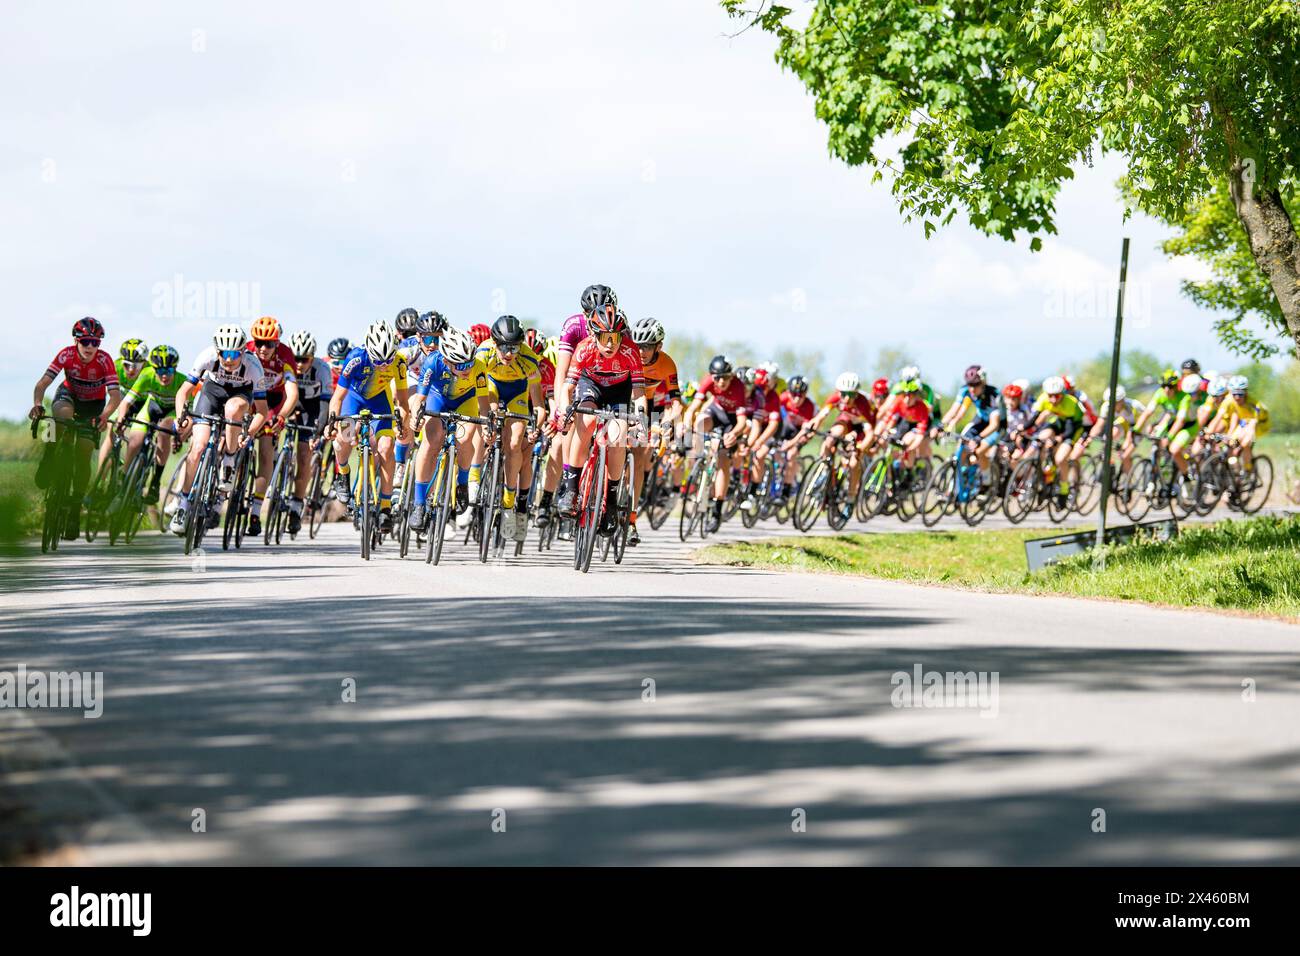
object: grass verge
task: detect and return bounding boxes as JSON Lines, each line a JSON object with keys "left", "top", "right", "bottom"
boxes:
{"left": 695, "top": 515, "right": 1300, "bottom": 619}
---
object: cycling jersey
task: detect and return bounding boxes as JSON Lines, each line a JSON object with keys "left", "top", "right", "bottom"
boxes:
{"left": 566, "top": 338, "right": 644, "bottom": 389}
{"left": 891, "top": 380, "right": 936, "bottom": 406}
{"left": 1005, "top": 402, "right": 1034, "bottom": 435}
{"left": 188, "top": 346, "right": 267, "bottom": 398}
{"left": 477, "top": 341, "right": 541, "bottom": 415}
{"left": 889, "top": 395, "right": 932, "bottom": 428}
{"left": 122, "top": 366, "right": 184, "bottom": 419}
{"left": 537, "top": 354, "right": 556, "bottom": 402}
{"left": 954, "top": 384, "right": 1004, "bottom": 426}
{"left": 47, "top": 346, "right": 119, "bottom": 401}
{"left": 115, "top": 357, "right": 146, "bottom": 394}
{"left": 337, "top": 347, "right": 409, "bottom": 400}
{"left": 1033, "top": 392, "right": 1084, "bottom": 421}
{"left": 398, "top": 336, "right": 438, "bottom": 386}
{"left": 244, "top": 340, "right": 297, "bottom": 394}
{"left": 697, "top": 373, "right": 748, "bottom": 415}
{"left": 294, "top": 357, "right": 336, "bottom": 402}
{"left": 752, "top": 385, "right": 781, "bottom": 423}
{"left": 558, "top": 313, "right": 588, "bottom": 355}
{"left": 1097, "top": 397, "right": 1142, "bottom": 431}
{"left": 1146, "top": 387, "right": 1181, "bottom": 419}
{"left": 824, "top": 390, "right": 875, "bottom": 426}
{"left": 417, "top": 350, "right": 490, "bottom": 415}
{"left": 779, "top": 391, "right": 816, "bottom": 429}
{"left": 640, "top": 350, "right": 681, "bottom": 407}
{"left": 1219, "top": 396, "right": 1271, "bottom": 435}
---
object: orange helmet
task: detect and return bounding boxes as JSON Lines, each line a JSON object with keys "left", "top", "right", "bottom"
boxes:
{"left": 250, "top": 316, "right": 281, "bottom": 342}
{"left": 469, "top": 323, "right": 492, "bottom": 346}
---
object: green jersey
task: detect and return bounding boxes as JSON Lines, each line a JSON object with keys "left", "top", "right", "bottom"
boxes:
{"left": 123, "top": 366, "right": 185, "bottom": 421}
{"left": 115, "top": 357, "right": 146, "bottom": 393}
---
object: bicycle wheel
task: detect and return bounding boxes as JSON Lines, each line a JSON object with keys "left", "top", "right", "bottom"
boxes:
{"left": 263, "top": 449, "right": 284, "bottom": 546}
{"left": 612, "top": 471, "right": 631, "bottom": 564}
{"left": 478, "top": 446, "right": 500, "bottom": 563}
{"left": 1002, "top": 457, "right": 1039, "bottom": 525}
{"left": 1074, "top": 454, "right": 1102, "bottom": 515}
{"left": 159, "top": 459, "right": 184, "bottom": 533}
{"left": 647, "top": 457, "right": 675, "bottom": 531}
{"left": 858, "top": 456, "right": 891, "bottom": 519}
{"left": 1241, "top": 454, "right": 1273, "bottom": 513}
{"left": 185, "top": 449, "right": 213, "bottom": 554}
{"left": 1125, "top": 459, "right": 1155, "bottom": 522}
{"left": 826, "top": 463, "right": 854, "bottom": 530}
{"left": 792, "top": 459, "right": 828, "bottom": 532}
{"left": 307, "top": 446, "right": 329, "bottom": 538}
{"left": 575, "top": 450, "right": 604, "bottom": 573}
{"left": 898, "top": 457, "right": 931, "bottom": 523}
{"left": 921, "top": 460, "right": 956, "bottom": 527}
{"left": 83, "top": 453, "right": 117, "bottom": 542}
{"left": 359, "top": 445, "right": 372, "bottom": 561}
{"left": 678, "top": 459, "right": 705, "bottom": 541}
{"left": 1171, "top": 465, "right": 1197, "bottom": 519}
{"left": 107, "top": 455, "right": 140, "bottom": 546}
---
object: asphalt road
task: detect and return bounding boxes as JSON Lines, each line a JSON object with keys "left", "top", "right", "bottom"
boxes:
{"left": 2, "top": 510, "right": 1298, "bottom": 865}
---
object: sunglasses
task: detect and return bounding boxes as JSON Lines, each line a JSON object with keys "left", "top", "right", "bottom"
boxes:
{"left": 219, "top": 349, "right": 243, "bottom": 360}
{"left": 78, "top": 337, "right": 102, "bottom": 347}
{"left": 155, "top": 366, "right": 177, "bottom": 376}
{"left": 420, "top": 334, "right": 438, "bottom": 347}
{"left": 450, "top": 359, "right": 475, "bottom": 372}
{"left": 254, "top": 339, "right": 277, "bottom": 349}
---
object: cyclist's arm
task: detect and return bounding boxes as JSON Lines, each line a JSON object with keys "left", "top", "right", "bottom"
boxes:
{"left": 941, "top": 395, "right": 968, "bottom": 431}
{"left": 981, "top": 410, "right": 1002, "bottom": 439}
{"left": 328, "top": 384, "right": 348, "bottom": 426}
{"left": 246, "top": 397, "right": 270, "bottom": 439}
{"left": 31, "top": 372, "right": 55, "bottom": 415}
{"left": 279, "top": 376, "right": 300, "bottom": 421}
{"left": 174, "top": 379, "right": 196, "bottom": 421}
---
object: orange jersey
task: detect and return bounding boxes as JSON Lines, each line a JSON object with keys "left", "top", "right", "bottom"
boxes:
{"left": 640, "top": 350, "right": 680, "bottom": 407}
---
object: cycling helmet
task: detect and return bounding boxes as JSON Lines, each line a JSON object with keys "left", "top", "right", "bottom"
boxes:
{"left": 120, "top": 338, "right": 148, "bottom": 362}
{"left": 586, "top": 307, "right": 628, "bottom": 336}
{"left": 418, "top": 311, "right": 448, "bottom": 336}
{"left": 364, "top": 320, "right": 399, "bottom": 362}
{"left": 289, "top": 330, "right": 316, "bottom": 358}
{"left": 761, "top": 360, "right": 780, "bottom": 377}
{"left": 543, "top": 335, "right": 560, "bottom": 365}
{"left": 630, "top": 316, "right": 665, "bottom": 346}
{"left": 835, "top": 371, "right": 860, "bottom": 394}
{"left": 682, "top": 380, "right": 699, "bottom": 402}
{"left": 440, "top": 328, "right": 477, "bottom": 365}
{"left": 1228, "top": 375, "right": 1248, "bottom": 392}
{"left": 1180, "top": 373, "right": 1203, "bottom": 395}
{"left": 897, "top": 379, "right": 921, "bottom": 394}
{"left": 872, "top": 377, "right": 890, "bottom": 397}
{"left": 250, "top": 316, "right": 281, "bottom": 342}
{"left": 1061, "top": 374, "right": 1075, "bottom": 391}
{"left": 1159, "top": 367, "right": 1180, "bottom": 387}
{"left": 787, "top": 374, "right": 809, "bottom": 396}
{"left": 491, "top": 315, "right": 525, "bottom": 349}
{"left": 1209, "top": 376, "right": 1229, "bottom": 397}
{"left": 327, "top": 337, "right": 350, "bottom": 360}
{"left": 736, "top": 366, "right": 753, "bottom": 386}
{"left": 523, "top": 328, "right": 544, "bottom": 354}
{"left": 1002, "top": 383, "right": 1024, "bottom": 400}
{"left": 964, "top": 364, "right": 987, "bottom": 385}
{"left": 1042, "top": 375, "right": 1066, "bottom": 396}
{"left": 1012, "top": 378, "right": 1031, "bottom": 394}
{"left": 214, "top": 325, "right": 246, "bottom": 351}
{"left": 1102, "top": 385, "right": 1126, "bottom": 403}
{"left": 580, "top": 284, "right": 618, "bottom": 315}
{"left": 708, "top": 355, "right": 733, "bottom": 378}
{"left": 752, "top": 367, "right": 770, "bottom": 388}
{"left": 1180, "top": 357, "right": 1201, "bottom": 374}
{"left": 898, "top": 365, "right": 920, "bottom": 383}
{"left": 468, "top": 323, "right": 492, "bottom": 346}
{"left": 395, "top": 308, "right": 419, "bottom": 337}
{"left": 149, "top": 344, "right": 179, "bottom": 369}
{"left": 72, "top": 317, "right": 105, "bottom": 340}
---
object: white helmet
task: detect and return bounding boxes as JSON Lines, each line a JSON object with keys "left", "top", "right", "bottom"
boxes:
{"left": 629, "top": 316, "right": 665, "bottom": 346}
{"left": 1102, "top": 385, "right": 1126, "bottom": 403}
{"left": 214, "top": 325, "right": 245, "bottom": 351}
{"left": 835, "top": 371, "right": 861, "bottom": 393}
{"left": 1209, "top": 375, "right": 1229, "bottom": 397}
{"left": 1012, "top": 378, "right": 1030, "bottom": 394}
{"left": 898, "top": 365, "right": 920, "bottom": 383}
{"left": 364, "top": 321, "right": 399, "bottom": 362}
{"left": 289, "top": 330, "right": 316, "bottom": 358}
{"left": 1180, "top": 373, "right": 1202, "bottom": 395}
{"left": 440, "top": 327, "right": 476, "bottom": 365}
{"left": 1042, "top": 375, "right": 1065, "bottom": 395}
{"left": 761, "top": 360, "right": 780, "bottom": 376}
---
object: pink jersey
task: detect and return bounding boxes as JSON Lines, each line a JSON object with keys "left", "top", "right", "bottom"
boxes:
{"left": 566, "top": 337, "right": 644, "bottom": 388}
{"left": 558, "top": 313, "right": 588, "bottom": 354}
{"left": 46, "top": 346, "right": 119, "bottom": 401}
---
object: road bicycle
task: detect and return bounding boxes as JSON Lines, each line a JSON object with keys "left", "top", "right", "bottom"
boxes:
{"left": 107, "top": 418, "right": 177, "bottom": 545}
{"left": 30, "top": 413, "right": 100, "bottom": 554}
{"left": 794, "top": 430, "right": 856, "bottom": 531}
{"left": 679, "top": 428, "right": 724, "bottom": 541}
{"left": 1193, "top": 432, "right": 1273, "bottom": 515}
{"left": 262, "top": 419, "right": 320, "bottom": 545}
{"left": 423, "top": 411, "right": 491, "bottom": 566}
{"left": 573, "top": 407, "right": 637, "bottom": 573}
{"left": 333, "top": 409, "right": 395, "bottom": 561}
{"left": 83, "top": 426, "right": 125, "bottom": 542}
{"left": 304, "top": 432, "right": 335, "bottom": 539}
{"left": 466, "top": 409, "right": 533, "bottom": 563}
{"left": 179, "top": 412, "right": 251, "bottom": 556}
{"left": 856, "top": 435, "right": 930, "bottom": 524}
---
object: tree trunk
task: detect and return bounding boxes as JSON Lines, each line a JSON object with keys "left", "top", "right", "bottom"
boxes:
{"left": 1227, "top": 161, "right": 1300, "bottom": 354}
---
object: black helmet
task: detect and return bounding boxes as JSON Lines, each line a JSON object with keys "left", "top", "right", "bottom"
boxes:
{"left": 735, "top": 365, "right": 753, "bottom": 385}
{"left": 417, "top": 311, "right": 447, "bottom": 336}
{"left": 580, "top": 284, "right": 618, "bottom": 316}
{"left": 491, "top": 315, "right": 525, "bottom": 348}
{"left": 708, "top": 355, "right": 733, "bottom": 378}
{"left": 395, "top": 308, "right": 419, "bottom": 337}
{"left": 327, "top": 337, "right": 350, "bottom": 360}
{"left": 788, "top": 374, "right": 809, "bottom": 396}
{"left": 1180, "top": 357, "right": 1200, "bottom": 373}
{"left": 149, "top": 344, "right": 180, "bottom": 369}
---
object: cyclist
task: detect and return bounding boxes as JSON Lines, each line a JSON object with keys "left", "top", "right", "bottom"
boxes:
{"left": 1001, "top": 383, "right": 1036, "bottom": 465}
{"left": 475, "top": 315, "right": 546, "bottom": 542}
{"left": 394, "top": 310, "right": 448, "bottom": 494}
{"left": 805, "top": 372, "right": 875, "bottom": 462}
{"left": 939, "top": 365, "right": 1004, "bottom": 483}
{"left": 885, "top": 365, "right": 941, "bottom": 459}
{"left": 1079, "top": 384, "right": 1142, "bottom": 481}
{"left": 1199, "top": 375, "right": 1230, "bottom": 431}
{"left": 326, "top": 320, "right": 411, "bottom": 534}
{"left": 408, "top": 327, "right": 491, "bottom": 534}
{"left": 531, "top": 332, "right": 566, "bottom": 529}
{"left": 285, "top": 331, "right": 335, "bottom": 536}
{"left": 776, "top": 374, "right": 817, "bottom": 500}
{"left": 244, "top": 316, "right": 300, "bottom": 537}
{"left": 395, "top": 308, "right": 420, "bottom": 342}
{"left": 30, "top": 318, "right": 122, "bottom": 539}
{"left": 1134, "top": 368, "right": 1183, "bottom": 441}
{"left": 111, "top": 344, "right": 186, "bottom": 506}
{"left": 682, "top": 355, "right": 750, "bottom": 533}
{"left": 1031, "top": 375, "right": 1086, "bottom": 505}
{"left": 555, "top": 307, "right": 646, "bottom": 533}
{"left": 741, "top": 365, "right": 783, "bottom": 514}
{"left": 169, "top": 325, "right": 270, "bottom": 534}
{"left": 627, "top": 316, "right": 681, "bottom": 545}
{"left": 326, "top": 337, "right": 350, "bottom": 387}
{"left": 96, "top": 338, "right": 149, "bottom": 475}
{"left": 1165, "top": 372, "right": 1208, "bottom": 478}
{"left": 1209, "top": 375, "right": 1269, "bottom": 470}
{"left": 874, "top": 379, "right": 933, "bottom": 466}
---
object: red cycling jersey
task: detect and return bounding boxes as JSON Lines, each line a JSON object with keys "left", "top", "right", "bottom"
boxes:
{"left": 46, "top": 346, "right": 119, "bottom": 401}
{"left": 780, "top": 391, "right": 816, "bottom": 428}
{"left": 538, "top": 355, "right": 556, "bottom": 399}
{"left": 698, "top": 374, "right": 749, "bottom": 415}
{"left": 824, "top": 390, "right": 875, "bottom": 426}
{"left": 245, "top": 340, "right": 298, "bottom": 394}
{"left": 566, "top": 337, "right": 644, "bottom": 389}
{"left": 888, "top": 396, "right": 932, "bottom": 428}
{"left": 753, "top": 385, "right": 781, "bottom": 423}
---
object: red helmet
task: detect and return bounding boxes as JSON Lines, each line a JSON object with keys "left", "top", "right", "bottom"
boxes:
{"left": 586, "top": 307, "right": 628, "bottom": 336}
{"left": 72, "top": 317, "right": 105, "bottom": 340}
{"left": 468, "top": 323, "right": 492, "bottom": 346}
{"left": 523, "top": 328, "right": 544, "bottom": 354}
{"left": 1002, "top": 383, "right": 1024, "bottom": 400}
{"left": 752, "top": 367, "right": 770, "bottom": 388}
{"left": 872, "top": 377, "right": 890, "bottom": 397}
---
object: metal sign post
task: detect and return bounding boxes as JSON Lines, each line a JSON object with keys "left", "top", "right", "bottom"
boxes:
{"left": 1095, "top": 237, "right": 1131, "bottom": 569}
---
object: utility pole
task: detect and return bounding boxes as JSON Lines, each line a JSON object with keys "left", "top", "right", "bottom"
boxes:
{"left": 1094, "top": 237, "right": 1131, "bottom": 568}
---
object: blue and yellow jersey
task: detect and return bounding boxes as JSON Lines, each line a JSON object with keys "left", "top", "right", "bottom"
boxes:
{"left": 476, "top": 341, "right": 541, "bottom": 414}
{"left": 417, "top": 351, "right": 489, "bottom": 403}
{"left": 337, "top": 347, "right": 409, "bottom": 401}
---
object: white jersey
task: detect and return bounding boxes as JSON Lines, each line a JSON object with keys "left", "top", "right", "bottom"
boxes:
{"left": 188, "top": 345, "right": 268, "bottom": 394}
{"left": 1098, "top": 397, "right": 1143, "bottom": 427}
{"left": 295, "top": 357, "right": 336, "bottom": 402}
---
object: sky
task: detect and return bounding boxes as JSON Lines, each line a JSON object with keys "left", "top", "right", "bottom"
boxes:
{"left": 0, "top": 0, "right": 1274, "bottom": 411}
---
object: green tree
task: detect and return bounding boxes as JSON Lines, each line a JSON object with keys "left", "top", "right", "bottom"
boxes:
{"left": 722, "top": 1, "right": 1300, "bottom": 350}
